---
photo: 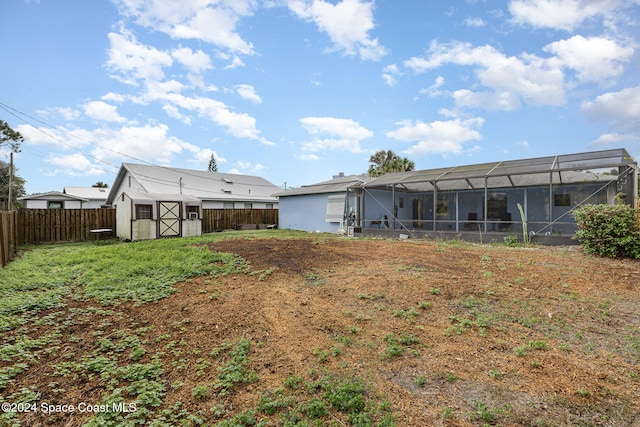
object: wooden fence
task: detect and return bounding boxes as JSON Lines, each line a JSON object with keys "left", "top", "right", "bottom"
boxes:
{"left": 0, "top": 211, "right": 18, "bottom": 267}
{"left": 202, "top": 209, "right": 278, "bottom": 232}
{"left": 17, "top": 208, "right": 117, "bottom": 245}
{"left": 0, "top": 207, "right": 279, "bottom": 267}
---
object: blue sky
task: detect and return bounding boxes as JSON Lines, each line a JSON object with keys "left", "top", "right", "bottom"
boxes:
{"left": 1, "top": 0, "right": 639, "bottom": 194}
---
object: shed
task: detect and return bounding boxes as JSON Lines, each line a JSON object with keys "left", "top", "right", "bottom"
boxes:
{"left": 116, "top": 192, "right": 202, "bottom": 241}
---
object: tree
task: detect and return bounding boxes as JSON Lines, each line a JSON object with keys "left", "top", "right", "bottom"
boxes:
{"left": 208, "top": 154, "right": 218, "bottom": 172}
{"left": 0, "top": 120, "right": 24, "bottom": 153}
{"left": 0, "top": 160, "right": 26, "bottom": 209}
{"left": 92, "top": 182, "right": 109, "bottom": 188}
{"left": 367, "top": 149, "right": 415, "bottom": 177}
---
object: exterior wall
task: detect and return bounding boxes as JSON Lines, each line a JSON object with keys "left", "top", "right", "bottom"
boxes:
{"left": 202, "top": 200, "right": 278, "bottom": 209}
{"left": 81, "top": 200, "right": 105, "bottom": 209}
{"left": 278, "top": 193, "right": 343, "bottom": 233}
{"left": 24, "top": 200, "right": 48, "bottom": 209}
{"left": 23, "top": 199, "right": 83, "bottom": 209}
{"left": 131, "top": 219, "right": 156, "bottom": 241}
{"left": 183, "top": 217, "right": 202, "bottom": 237}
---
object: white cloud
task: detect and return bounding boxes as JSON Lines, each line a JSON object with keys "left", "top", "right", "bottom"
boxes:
{"left": 171, "top": 46, "right": 213, "bottom": 86}
{"left": 235, "top": 84, "right": 262, "bottom": 104}
{"left": 106, "top": 29, "right": 173, "bottom": 85}
{"left": 229, "top": 161, "right": 266, "bottom": 174}
{"left": 508, "top": 0, "right": 637, "bottom": 31}
{"left": 288, "top": 0, "right": 387, "bottom": 61}
{"left": 296, "top": 153, "right": 320, "bottom": 161}
{"left": 464, "top": 17, "right": 485, "bottom": 27}
{"left": 89, "top": 124, "right": 192, "bottom": 164}
{"left": 404, "top": 40, "right": 566, "bottom": 110}
{"left": 386, "top": 117, "right": 484, "bottom": 157}
{"left": 382, "top": 64, "right": 401, "bottom": 86}
{"left": 82, "top": 101, "right": 127, "bottom": 123}
{"left": 299, "top": 116, "right": 372, "bottom": 152}
{"left": 581, "top": 85, "right": 640, "bottom": 138}
{"left": 544, "top": 35, "right": 634, "bottom": 84}
{"left": 112, "top": 0, "right": 256, "bottom": 54}
{"left": 43, "top": 153, "right": 105, "bottom": 177}
{"left": 418, "top": 76, "right": 446, "bottom": 98}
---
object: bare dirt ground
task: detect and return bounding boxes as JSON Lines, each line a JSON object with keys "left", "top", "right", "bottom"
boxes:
{"left": 5, "top": 235, "right": 640, "bottom": 426}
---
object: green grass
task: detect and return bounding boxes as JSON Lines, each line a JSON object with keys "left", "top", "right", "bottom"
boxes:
{"left": 0, "top": 236, "right": 247, "bottom": 326}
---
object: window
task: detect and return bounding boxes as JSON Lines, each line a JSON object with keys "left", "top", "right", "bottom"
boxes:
{"left": 223, "top": 202, "right": 234, "bottom": 209}
{"left": 136, "top": 204, "right": 152, "bottom": 219}
{"left": 265, "top": 203, "right": 274, "bottom": 209}
{"left": 48, "top": 201, "right": 63, "bottom": 209}
{"left": 244, "top": 203, "right": 253, "bottom": 209}
{"left": 187, "top": 205, "right": 199, "bottom": 219}
{"left": 398, "top": 197, "right": 404, "bottom": 209}
{"left": 554, "top": 194, "right": 571, "bottom": 206}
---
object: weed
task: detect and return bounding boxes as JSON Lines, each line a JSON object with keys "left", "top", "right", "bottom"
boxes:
{"left": 382, "top": 334, "right": 404, "bottom": 359}
{"left": 489, "top": 369, "right": 503, "bottom": 379}
{"left": 414, "top": 374, "right": 428, "bottom": 387}
{"left": 214, "top": 338, "right": 258, "bottom": 396}
{"left": 393, "top": 307, "right": 420, "bottom": 323}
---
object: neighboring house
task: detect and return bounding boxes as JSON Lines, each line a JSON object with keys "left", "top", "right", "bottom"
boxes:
{"left": 273, "top": 173, "right": 370, "bottom": 233}
{"left": 347, "top": 148, "right": 637, "bottom": 242}
{"left": 116, "top": 192, "right": 202, "bottom": 241}
{"left": 18, "top": 191, "right": 88, "bottom": 209}
{"left": 64, "top": 186, "right": 109, "bottom": 208}
{"left": 106, "top": 163, "right": 281, "bottom": 209}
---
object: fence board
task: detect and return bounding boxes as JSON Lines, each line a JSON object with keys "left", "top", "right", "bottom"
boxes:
{"left": 202, "top": 209, "right": 278, "bottom": 232}
{"left": 16, "top": 208, "right": 117, "bottom": 245}
{"left": 0, "top": 211, "right": 18, "bottom": 267}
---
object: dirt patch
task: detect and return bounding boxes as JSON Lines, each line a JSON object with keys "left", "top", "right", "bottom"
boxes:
{"left": 3, "top": 236, "right": 640, "bottom": 426}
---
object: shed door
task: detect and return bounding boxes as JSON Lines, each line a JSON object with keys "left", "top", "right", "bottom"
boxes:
{"left": 158, "top": 201, "right": 182, "bottom": 238}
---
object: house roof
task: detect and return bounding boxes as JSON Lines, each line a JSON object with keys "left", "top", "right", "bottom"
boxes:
{"left": 106, "top": 163, "right": 281, "bottom": 205}
{"left": 64, "top": 186, "right": 109, "bottom": 200}
{"left": 273, "top": 174, "right": 371, "bottom": 197}
{"left": 18, "top": 191, "right": 88, "bottom": 202}
{"left": 355, "top": 148, "right": 635, "bottom": 192}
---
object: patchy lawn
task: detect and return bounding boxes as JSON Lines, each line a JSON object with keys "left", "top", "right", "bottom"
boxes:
{"left": 1, "top": 231, "right": 639, "bottom": 426}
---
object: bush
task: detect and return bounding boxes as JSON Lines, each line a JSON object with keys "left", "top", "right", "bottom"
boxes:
{"left": 573, "top": 203, "right": 640, "bottom": 258}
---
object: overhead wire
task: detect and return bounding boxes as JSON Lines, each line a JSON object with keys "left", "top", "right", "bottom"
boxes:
{"left": 0, "top": 101, "right": 278, "bottom": 195}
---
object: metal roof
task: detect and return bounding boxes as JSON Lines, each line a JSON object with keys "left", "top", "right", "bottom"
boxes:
{"left": 64, "top": 186, "right": 109, "bottom": 200}
{"left": 106, "top": 163, "right": 281, "bottom": 205}
{"left": 273, "top": 174, "right": 371, "bottom": 197}
{"left": 355, "top": 148, "right": 635, "bottom": 192}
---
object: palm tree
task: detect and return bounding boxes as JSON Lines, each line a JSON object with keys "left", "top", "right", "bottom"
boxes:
{"left": 367, "top": 149, "right": 415, "bottom": 177}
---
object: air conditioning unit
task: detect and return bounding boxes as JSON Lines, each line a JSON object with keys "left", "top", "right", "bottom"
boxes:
{"left": 189, "top": 212, "right": 198, "bottom": 220}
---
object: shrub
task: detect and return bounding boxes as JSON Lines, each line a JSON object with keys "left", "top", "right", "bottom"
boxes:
{"left": 573, "top": 203, "right": 640, "bottom": 258}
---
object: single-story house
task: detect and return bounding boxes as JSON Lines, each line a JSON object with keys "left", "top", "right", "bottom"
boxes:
{"left": 273, "top": 173, "right": 370, "bottom": 233}
{"left": 19, "top": 186, "right": 110, "bottom": 209}
{"left": 18, "top": 191, "right": 88, "bottom": 209}
{"left": 346, "top": 148, "right": 637, "bottom": 243}
{"left": 105, "top": 163, "right": 281, "bottom": 209}
{"left": 64, "top": 186, "right": 109, "bottom": 208}
{"left": 116, "top": 192, "right": 202, "bottom": 241}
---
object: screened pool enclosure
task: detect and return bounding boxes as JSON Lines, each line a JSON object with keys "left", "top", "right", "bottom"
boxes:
{"left": 344, "top": 149, "right": 637, "bottom": 241}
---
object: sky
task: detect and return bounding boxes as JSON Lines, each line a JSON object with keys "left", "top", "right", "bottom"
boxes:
{"left": 1, "top": 0, "right": 639, "bottom": 195}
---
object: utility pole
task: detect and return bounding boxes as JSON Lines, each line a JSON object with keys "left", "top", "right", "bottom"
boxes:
{"left": 8, "top": 152, "right": 13, "bottom": 210}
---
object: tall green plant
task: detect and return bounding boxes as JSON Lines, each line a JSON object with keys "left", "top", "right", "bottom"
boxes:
{"left": 517, "top": 203, "right": 529, "bottom": 245}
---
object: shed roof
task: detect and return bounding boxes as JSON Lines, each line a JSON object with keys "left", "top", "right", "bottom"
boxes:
{"left": 106, "top": 163, "right": 281, "bottom": 205}
{"left": 355, "top": 148, "right": 635, "bottom": 192}
{"left": 273, "top": 174, "right": 371, "bottom": 197}
{"left": 121, "top": 192, "right": 202, "bottom": 204}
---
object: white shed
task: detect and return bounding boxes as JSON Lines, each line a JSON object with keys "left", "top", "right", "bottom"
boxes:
{"left": 116, "top": 192, "right": 202, "bottom": 241}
